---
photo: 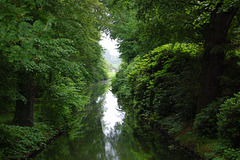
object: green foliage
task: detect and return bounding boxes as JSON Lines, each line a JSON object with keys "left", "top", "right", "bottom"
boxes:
{"left": 220, "top": 52, "right": 240, "bottom": 97}
{"left": 0, "top": 123, "right": 57, "bottom": 159}
{"left": 193, "top": 50, "right": 240, "bottom": 139}
{"left": 219, "top": 148, "right": 240, "bottom": 160}
{"left": 106, "top": 0, "right": 171, "bottom": 63}
{"left": 112, "top": 43, "right": 201, "bottom": 130}
{"left": 193, "top": 98, "right": 226, "bottom": 138}
{"left": 108, "top": 0, "right": 240, "bottom": 159}
{"left": 111, "top": 63, "right": 131, "bottom": 101}
{"left": 107, "top": 72, "right": 116, "bottom": 79}
{"left": 131, "top": 43, "right": 200, "bottom": 123}
{"left": 44, "top": 0, "right": 108, "bottom": 83}
{"left": 217, "top": 92, "right": 240, "bottom": 147}
{"left": 0, "top": 55, "right": 16, "bottom": 115}
{"left": 208, "top": 146, "right": 240, "bottom": 160}
{"left": 0, "top": 0, "right": 108, "bottom": 124}
{"left": 0, "top": 0, "right": 109, "bottom": 156}
{"left": 35, "top": 76, "right": 88, "bottom": 129}
{"left": 159, "top": 115, "right": 184, "bottom": 135}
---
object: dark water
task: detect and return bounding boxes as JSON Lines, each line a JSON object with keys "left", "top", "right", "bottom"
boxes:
{"left": 33, "top": 81, "right": 198, "bottom": 160}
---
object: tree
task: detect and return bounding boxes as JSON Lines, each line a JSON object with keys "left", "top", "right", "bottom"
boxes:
{"left": 0, "top": 0, "right": 108, "bottom": 127}
{"left": 108, "top": 0, "right": 240, "bottom": 113}
{"left": 1, "top": 0, "right": 51, "bottom": 126}
{"left": 198, "top": 2, "right": 239, "bottom": 112}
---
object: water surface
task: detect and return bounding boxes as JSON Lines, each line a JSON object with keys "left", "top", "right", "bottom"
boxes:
{"left": 33, "top": 81, "right": 198, "bottom": 160}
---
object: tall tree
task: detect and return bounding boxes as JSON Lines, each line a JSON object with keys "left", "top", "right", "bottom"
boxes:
{"left": 0, "top": 0, "right": 108, "bottom": 127}
{"left": 1, "top": 0, "right": 50, "bottom": 126}
{"left": 198, "top": 2, "right": 239, "bottom": 112}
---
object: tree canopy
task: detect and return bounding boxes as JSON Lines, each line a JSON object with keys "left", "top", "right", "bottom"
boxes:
{"left": 107, "top": 0, "right": 239, "bottom": 109}
{"left": 0, "top": 0, "right": 108, "bottom": 127}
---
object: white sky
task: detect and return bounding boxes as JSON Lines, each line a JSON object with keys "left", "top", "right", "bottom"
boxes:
{"left": 99, "top": 33, "right": 119, "bottom": 56}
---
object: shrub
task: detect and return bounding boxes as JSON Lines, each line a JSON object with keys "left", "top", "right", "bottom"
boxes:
{"left": 221, "top": 148, "right": 240, "bottom": 160}
{"left": 193, "top": 99, "right": 225, "bottom": 138}
{"left": 128, "top": 43, "right": 201, "bottom": 122}
{"left": 0, "top": 123, "right": 56, "bottom": 159}
{"left": 212, "top": 148, "right": 240, "bottom": 160}
{"left": 112, "top": 43, "right": 202, "bottom": 130}
{"left": 217, "top": 92, "right": 240, "bottom": 147}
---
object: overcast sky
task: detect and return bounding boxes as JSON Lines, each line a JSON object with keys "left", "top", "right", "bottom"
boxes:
{"left": 99, "top": 33, "right": 119, "bottom": 56}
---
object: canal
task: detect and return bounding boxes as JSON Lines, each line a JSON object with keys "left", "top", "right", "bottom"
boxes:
{"left": 33, "top": 80, "right": 199, "bottom": 160}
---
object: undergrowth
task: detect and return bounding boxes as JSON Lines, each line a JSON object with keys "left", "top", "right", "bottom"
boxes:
{"left": 162, "top": 117, "right": 240, "bottom": 160}
{"left": 0, "top": 123, "right": 58, "bottom": 159}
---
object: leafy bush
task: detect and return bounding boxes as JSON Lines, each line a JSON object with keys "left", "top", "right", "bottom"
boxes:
{"left": 221, "top": 148, "right": 240, "bottom": 160}
{"left": 193, "top": 98, "right": 225, "bottom": 138}
{"left": 112, "top": 43, "right": 201, "bottom": 130}
{"left": 0, "top": 123, "right": 57, "bottom": 159}
{"left": 111, "top": 62, "right": 133, "bottom": 105}
{"left": 211, "top": 148, "right": 240, "bottom": 160}
{"left": 128, "top": 43, "right": 200, "bottom": 123}
{"left": 217, "top": 92, "right": 240, "bottom": 147}
{"left": 159, "top": 115, "right": 184, "bottom": 135}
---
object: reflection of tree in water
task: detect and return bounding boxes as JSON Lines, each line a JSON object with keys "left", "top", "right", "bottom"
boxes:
{"left": 71, "top": 80, "right": 110, "bottom": 159}
{"left": 69, "top": 80, "right": 110, "bottom": 136}
{"left": 34, "top": 81, "right": 110, "bottom": 160}
{"left": 115, "top": 119, "right": 199, "bottom": 160}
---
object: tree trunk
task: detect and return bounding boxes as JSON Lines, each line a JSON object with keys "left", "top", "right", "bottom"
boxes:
{"left": 13, "top": 72, "right": 36, "bottom": 127}
{"left": 198, "top": 7, "right": 238, "bottom": 113}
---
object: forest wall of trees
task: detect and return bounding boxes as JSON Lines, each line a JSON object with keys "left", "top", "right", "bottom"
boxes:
{"left": 0, "top": 0, "right": 109, "bottom": 159}
{"left": 109, "top": 0, "right": 240, "bottom": 159}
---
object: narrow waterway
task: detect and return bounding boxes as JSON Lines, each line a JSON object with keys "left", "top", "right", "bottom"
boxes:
{"left": 33, "top": 81, "right": 199, "bottom": 160}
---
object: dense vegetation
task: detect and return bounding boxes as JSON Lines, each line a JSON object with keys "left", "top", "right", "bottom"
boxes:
{"left": 109, "top": 0, "right": 240, "bottom": 159}
{"left": 1, "top": 0, "right": 240, "bottom": 159}
{"left": 0, "top": 0, "right": 109, "bottom": 159}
